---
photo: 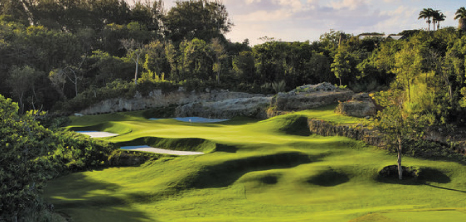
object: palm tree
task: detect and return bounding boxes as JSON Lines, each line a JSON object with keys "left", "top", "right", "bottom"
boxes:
{"left": 418, "top": 8, "right": 435, "bottom": 31}
{"left": 433, "top": 10, "right": 446, "bottom": 31}
{"left": 455, "top": 7, "right": 466, "bottom": 31}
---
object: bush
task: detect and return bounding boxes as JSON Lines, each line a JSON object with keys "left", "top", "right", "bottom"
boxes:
{"left": 0, "top": 94, "right": 118, "bottom": 220}
{"left": 349, "top": 79, "right": 379, "bottom": 93}
{"left": 59, "top": 79, "right": 178, "bottom": 112}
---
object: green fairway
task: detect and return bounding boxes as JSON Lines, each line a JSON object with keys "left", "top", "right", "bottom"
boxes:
{"left": 44, "top": 106, "right": 466, "bottom": 222}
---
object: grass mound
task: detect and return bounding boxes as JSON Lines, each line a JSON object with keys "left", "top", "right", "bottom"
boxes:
{"left": 116, "top": 137, "right": 216, "bottom": 152}
{"left": 44, "top": 107, "right": 466, "bottom": 222}
{"left": 307, "top": 167, "right": 350, "bottom": 186}
{"left": 187, "top": 152, "right": 312, "bottom": 188}
{"left": 277, "top": 115, "right": 311, "bottom": 136}
{"left": 69, "top": 122, "right": 132, "bottom": 135}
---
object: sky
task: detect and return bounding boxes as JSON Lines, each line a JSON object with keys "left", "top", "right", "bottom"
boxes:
{"left": 147, "top": 0, "right": 466, "bottom": 45}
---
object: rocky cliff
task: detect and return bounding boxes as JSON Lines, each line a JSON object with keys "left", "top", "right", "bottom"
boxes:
{"left": 78, "top": 89, "right": 267, "bottom": 115}
{"left": 175, "top": 97, "right": 272, "bottom": 119}
{"left": 270, "top": 83, "right": 354, "bottom": 112}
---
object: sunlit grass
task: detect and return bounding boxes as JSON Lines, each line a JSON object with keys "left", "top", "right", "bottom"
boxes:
{"left": 44, "top": 106, "right": 466, "bottom": 222}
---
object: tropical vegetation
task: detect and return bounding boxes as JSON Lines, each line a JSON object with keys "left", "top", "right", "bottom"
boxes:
{"left": 3, "top": 0, "right": 466, "bottom": 221}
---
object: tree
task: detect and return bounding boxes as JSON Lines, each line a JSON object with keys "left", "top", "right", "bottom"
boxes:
{"left": 392, "top": 44, "right": 423, "bottom": 102}
{"left": 308, "top": 52, "right": 331, "bottom": 83}
{"left": 165, "top": 40, "right": 180, "bottom": 81}
{"left": 432, "top": 10, "right": 446, "bottom": 31}
{"left": 331, "top": 47, "right": 351, "bottom": 86}
{"left": 418, "top": 8, "right": 435, "bottom": 31}
{"left": 164, "top": 0, "right": 233, "bottom": 43}
{"left": 208, "top": 38, "right": 227, "bottom": 84}
{"left": 179, "top": 38, "right": 212, "bottom": 80}
{"left": 0, "top": 0, "right": 31, "bottom": 25}
{"left": 121, "top": 38, "right": 145, "bottom": 85}
{"left": 375, "top": 90, "right": 433, "bottom": 180}
{"left": 7, "top": 65, "right": 39, "bottom": 114}
{"left": 232, "top": 50, "right": 255, "bottom": 84}
{"left": 49, "top": 56, "right": 86, "bottom": 98}
{"left": 455, "top": 7, "right": 466, "bottom": 31}
{"left": 142, "top": 40, "right": 166, "bottom": 82}
{"left": 89, "top": 0, "right": 131, "bottom": 27}
{"left": 319, "top": 29, "right": 350, "bottom": 56}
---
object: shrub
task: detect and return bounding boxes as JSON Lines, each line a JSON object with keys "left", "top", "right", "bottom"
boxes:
{"left": 0, "top": 94, "right": 118, "bottom": 220}
{"left": 272, "top": 80, "right": 286, "bottom": 93}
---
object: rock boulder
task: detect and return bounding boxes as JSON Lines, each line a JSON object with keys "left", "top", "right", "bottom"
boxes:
{"left": 335, "top": 93, "right": 377, "bottom": 117}
{"left": 271, "top": 83, "right": 354, "bottom": 111}
{"left": 175, "top": 97, "right": 273, "bottom": 119}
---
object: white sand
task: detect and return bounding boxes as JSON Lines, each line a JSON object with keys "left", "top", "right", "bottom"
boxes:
{"left": 120, "top": 145, "right": 204, "bottom": 156}
{"left": 76, "top": 131, "right": 118, "bottom": 138}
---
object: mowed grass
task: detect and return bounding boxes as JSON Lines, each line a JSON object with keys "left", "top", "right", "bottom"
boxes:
{"left": 44, "top": 106, "right": 466, "bottom": 222}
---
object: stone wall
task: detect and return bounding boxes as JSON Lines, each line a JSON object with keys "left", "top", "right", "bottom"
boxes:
{"left": 307, "top": 119, "right": 384, "bottom": 147}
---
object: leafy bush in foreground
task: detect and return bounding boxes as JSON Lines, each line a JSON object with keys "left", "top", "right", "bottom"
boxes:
{"left": 0, "top": 94, "right": 115, "bottom": 221}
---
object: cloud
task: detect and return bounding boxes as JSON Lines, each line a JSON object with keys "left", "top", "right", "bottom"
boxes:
{"left": 222, "top": 0, "right": 394, "bottom": 44}
{"left": 330, "top": 0, "right": 369, "bottom": 10}
{"left": 273, "top": 0, "right": 303, "bottom": 11}
{"left": 245, "top": 0, "right": 262, "bottom": 4}
{"left": 159, "top": 0, "right": 459, "bottom": 45}
{"left": 236, "top": 9, "right": 292, "bottom": 22}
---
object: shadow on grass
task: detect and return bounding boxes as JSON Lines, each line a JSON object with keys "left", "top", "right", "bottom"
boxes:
{"left": 279, "top": 116, "right": 312, "bottom": 136}
{"left": 43, "top": 173, "right": 155, "bottom": 222}
{"left": 218, "top": 117, "right": 260, "bottom": 125}
{"left": 184, "top": 152, "right": 325, "bottom": 189}
{"left": 260, "top": 175, "right": 279, "bottom": 185}
{"left": 425, "top": 184, "right": 466, "bottom": 194}
{"left": 307, "top": 168, "right": 350, "bottom": 186}
{"left": 213, "top": 144, "right": 238, "bottom": 153}
{"left": 376, "top": 166, "right": 453, "bottom": 187}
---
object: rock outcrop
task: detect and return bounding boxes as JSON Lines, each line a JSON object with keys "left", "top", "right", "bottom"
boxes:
{"left": 79, "top": 89, "right": 267, "bottom": 115}
{"left": 335, "top": 93, "right": 377, "bottom": 117}
{"left": 175, "top": 97, "right": 272, "bottom": 119}
{"left": 307, "top": 119, "right": 384, "bottom": 147}
{"left": 270, "top": 83, "right": 354, "bottom": 112}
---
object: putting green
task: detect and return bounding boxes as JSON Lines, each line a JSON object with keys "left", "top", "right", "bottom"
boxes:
{"left": 44, "top": 106, "right": 466, "bottom": 222}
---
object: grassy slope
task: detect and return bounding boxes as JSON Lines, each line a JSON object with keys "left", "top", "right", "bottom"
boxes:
{"left": 44, "top": 106, "right": 466, "bottom": 222}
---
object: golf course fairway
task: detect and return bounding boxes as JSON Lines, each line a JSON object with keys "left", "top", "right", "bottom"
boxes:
{"left": 43, "top": 106, "right": 466, "bottom": 222}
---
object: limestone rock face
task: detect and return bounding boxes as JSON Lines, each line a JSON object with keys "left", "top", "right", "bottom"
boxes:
{"left": 79, "top": 90, "right": 265, "bottom": 115}
{"left": 175, "top": 97, "right": 272, "bottom": 119}
{"left": 271, "top": 83, "right": 354, "bottom": 111}
{"left": 335, "top": 93, "right": 377, "bottom": 117}
{"left": 292, "top": 82, "right": 338, "bottom": 93}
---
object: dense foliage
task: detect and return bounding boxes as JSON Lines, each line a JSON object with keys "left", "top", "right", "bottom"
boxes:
{"left": 1, "top": 1, "right": 466, "bottom": 127}
{"left": 0, "top": 94, "right": 115, "bottom": 221}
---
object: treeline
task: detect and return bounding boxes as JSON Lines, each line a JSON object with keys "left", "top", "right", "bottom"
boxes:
{"left": 0, "top": 0, "right": 378, "bottom": 113}
{"left": 2, "top": 1, "right": 466, "bottom": 125}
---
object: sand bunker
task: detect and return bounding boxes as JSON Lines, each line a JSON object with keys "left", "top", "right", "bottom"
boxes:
{"left": 76, "top": 131, "right": 118, "bottom": 138}
{"left": 149, "top": 117, "right": 229, "bottom": 123}
{"left": 121, "top": 145, "right": 204, "bottom": 156}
